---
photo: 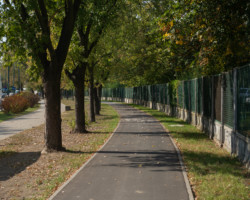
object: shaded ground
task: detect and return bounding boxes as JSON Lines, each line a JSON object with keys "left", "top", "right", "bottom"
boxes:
{"left": 0, "top": 103, "right": 118, "bottom": 199}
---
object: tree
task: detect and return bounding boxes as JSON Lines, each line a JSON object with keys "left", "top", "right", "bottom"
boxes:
{"left": 65, "top": 0, "right": 119, "bottom": 131}
{"left": 158, "top": 0, "right": 250, "bottom": 77}
{"left": 1, "top": 0, "right": 81, "bottom": 152}
{"left": 100, "top": 0, "right": 176, "bottom": 87}
{"left": 104, "top": 0, "right": 249, "bottom": 86}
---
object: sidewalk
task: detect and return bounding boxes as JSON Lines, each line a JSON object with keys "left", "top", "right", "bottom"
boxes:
{"left": 0, "top": 100, "right": 66, "bottom": 141}
{"left": 50, "top": 102, "right": 193, "bottom": 200}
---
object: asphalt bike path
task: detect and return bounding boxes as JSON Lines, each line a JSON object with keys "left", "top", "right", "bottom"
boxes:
{"left": 0, "top": 100, "right": 65, "bottom": 140}
{"left": 51, "top": 102, "right": 192, "bottom": 200}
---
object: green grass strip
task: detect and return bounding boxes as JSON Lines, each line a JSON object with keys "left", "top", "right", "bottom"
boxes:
{"left": 130, "top": 104, "right": 249, "bottom": 200}
{"left": 40, "top": 102, "right": 119, "bottom": 199}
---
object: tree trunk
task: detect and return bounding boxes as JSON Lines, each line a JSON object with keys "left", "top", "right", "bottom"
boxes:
{"left": 94, "top": 86, "right": 100, "bottom": 115}
{"left": 89, "top": 66, "right": 95, "bottom": 122}
{"left": 74, "top": 65, "right": 87, "bottom": 133}
{"left": 97, "top": 84, "right": 102, "bottom": 112}
{"left": 43, "top": 65, "right": 63, "bottom": 152}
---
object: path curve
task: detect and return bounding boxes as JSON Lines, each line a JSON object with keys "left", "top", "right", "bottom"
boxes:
{"left": 50, "top": 102, "right": 193, "bottom": 200}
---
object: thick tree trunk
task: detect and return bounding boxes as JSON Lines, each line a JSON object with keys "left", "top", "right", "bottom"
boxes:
{"left": 89, "top": 66, "right": 95, "bottom": 122}
{"left": 43, "top": 66, "right": 63, "bottom": 152}
{"left": 74, "top": 66, "right": 87, "bottom": 133}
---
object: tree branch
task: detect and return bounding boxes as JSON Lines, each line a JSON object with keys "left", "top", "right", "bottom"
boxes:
{"left": 65, "top": 69, "right": 75, "bottom": 82}
{"left": 88, "top": 26, "right": 104, "bottom": 55}
{"left": 35, "top": 0, "right": 54, "bottom": 55}
{"left": 56, "top": 0, "right": 81, "bottom": 67}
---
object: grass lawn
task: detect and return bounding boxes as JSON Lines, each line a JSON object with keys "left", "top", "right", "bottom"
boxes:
{"left": 131, "top": 104, "right": 249, "bottom": 200}
{"left": 0, "top": 104, "right": 40, "bottom": 123}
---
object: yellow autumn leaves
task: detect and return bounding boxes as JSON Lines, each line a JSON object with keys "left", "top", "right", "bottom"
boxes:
{"left": 161, "top": 20, "right": 185, "bottom": 45}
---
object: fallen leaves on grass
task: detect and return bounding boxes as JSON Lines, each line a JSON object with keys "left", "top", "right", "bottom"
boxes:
{"left": 0, "top": 103, "right": 119, "bottom": 200}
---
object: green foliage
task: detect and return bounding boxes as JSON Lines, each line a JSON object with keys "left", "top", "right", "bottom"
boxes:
{"left": 103, "top": 0, "right": 249, "bottom": 86}
{"left": 168, "top": 80, "right": 180, "bottom": 106}
{"left": 158, "top": 0, "right": 250, "bottom": 77}
{"left": 68, "top": 119, "right": 76, "bottom": 131}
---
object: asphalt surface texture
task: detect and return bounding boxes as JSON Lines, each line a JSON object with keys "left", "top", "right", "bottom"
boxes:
{"left": 51, "top": 102, "right": 191, "bottom": 200}
{"left": 0, "top": 100, "right": 65, "bottom": 140}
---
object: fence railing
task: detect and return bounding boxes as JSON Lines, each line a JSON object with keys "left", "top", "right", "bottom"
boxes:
{"left": 102, "top": 64, "right": 250, "bottom": 167}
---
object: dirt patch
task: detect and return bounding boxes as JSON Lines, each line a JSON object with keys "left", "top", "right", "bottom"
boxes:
{"left": 0, "top": 104, "right": 119, "bottom": 200}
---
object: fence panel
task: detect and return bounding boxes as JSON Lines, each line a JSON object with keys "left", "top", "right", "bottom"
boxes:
{"left": 184, "top": 80, "right": 190, "bottom": 111}
{"left": 165, "top": 83, "right": 169, "bottom": 105}
{"left": 156, "top": 85, "right": 160, "bottom": 103}
{"left": 159, "top": 84, "right": 164, "bottom": 104}
{"left": 223, "top": 71, "right": 234, "bottom": 127}
{"left": 214, "top": 75, "right": 222, "bottom": 122}
{"left": 237, "top": 64, "right": 250, "bottom": 136}
{"left": 197, "top": 78, "right": 202, "bottom": 114}
{"left": 177, "top": 82, "right": 183, "bottom": 108}
{"left": 190, "top": 79, "right": 196, "bottom": 112}
{"left": 203, "top": 76, "right": 212, "bottom": 117}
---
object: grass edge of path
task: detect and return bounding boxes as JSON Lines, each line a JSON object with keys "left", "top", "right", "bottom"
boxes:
{"left": 0, "top": 101, "right": 120, "bottom": 200}
{"left": 42, "top": 102, "right": 120, "bottom": 199}
{"left": 129, "top": 104, "right": 249, "bottom": 200}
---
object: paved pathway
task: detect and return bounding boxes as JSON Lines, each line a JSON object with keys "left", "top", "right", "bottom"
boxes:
{"left": 50, "top": 103, "right": 193, "bottom": 200}
{"left": 0, "top": 100, "right": 65, "bottom": 141}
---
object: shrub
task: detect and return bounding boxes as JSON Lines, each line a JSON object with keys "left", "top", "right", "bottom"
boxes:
{"left": 19, "top": 92, "right": 40, "bottom": 108}
{"left": 2, "top": 95, "right": 29, "bottom": 114}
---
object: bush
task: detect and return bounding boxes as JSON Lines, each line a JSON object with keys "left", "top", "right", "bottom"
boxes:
{"left": 19, "top": 92, "right": 40, "bottom": 108}
{"left": 2, "top": 95, "right": 29, "bottom": 114}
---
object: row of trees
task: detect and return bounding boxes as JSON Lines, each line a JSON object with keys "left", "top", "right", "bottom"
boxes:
{"left": 105, "top": 0, "right": 249, "bottom": 85}
{"left": 0, "top": 0, "right": 124, "bottom": 153}
{"left": 0, "top": 0, "right": 249, "bottom": 152}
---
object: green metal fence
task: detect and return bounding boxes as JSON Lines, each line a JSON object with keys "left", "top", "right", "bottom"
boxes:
{"left": 177, "top": 82, "right": 183, "bottom": 107}
{"left": 102, "top": 64, "right": 250, "bottom": 137}
{"left": 237, "top": 64, "right": 250, "bottom": 136}
{"left": 214, "top": 75, "right": 222, "bottom": 122}
{"left": 203, "top": 76, "right": 212, "bottom": 118}
{"left": 190, "top": 79, "right": 196, "bottom": 112}
{"left": 197, "top": 78, "right": 202, "bottom": 114}
{"left": 223, "top": 71, "right": 234, "bottom": 128}
{"left": 184, "top": 80, "right": 190, "bottom": 111}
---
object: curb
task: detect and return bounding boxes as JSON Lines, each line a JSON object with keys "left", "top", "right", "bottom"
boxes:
{"left": 160, "top": 123, "right": 195, "bottom": 200}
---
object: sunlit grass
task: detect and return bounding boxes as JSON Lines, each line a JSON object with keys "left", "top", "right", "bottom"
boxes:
{"left": 131, "top": 104, "right": 249, "bottom": 200}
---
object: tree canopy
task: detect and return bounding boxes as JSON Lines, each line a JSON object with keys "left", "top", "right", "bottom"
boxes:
{"left": 102, "top": 0, "right": 249, "bottom": 87}
{"left": 0, "top": 0, "right": 249, "bottom": 150}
